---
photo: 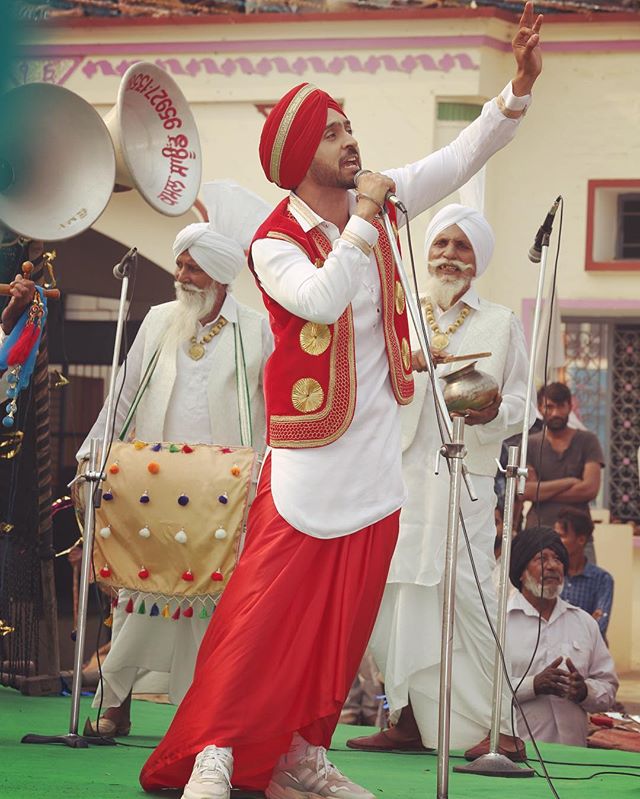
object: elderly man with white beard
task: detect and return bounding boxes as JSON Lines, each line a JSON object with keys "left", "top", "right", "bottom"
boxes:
{"left": 76, "top": 223, "right": 272, "bottom": 737}
{"left": 347, "top": 203, "right": 534, "bottom": 760}
{"left": 506, "top": 527, "right": 617, "bottom": 745}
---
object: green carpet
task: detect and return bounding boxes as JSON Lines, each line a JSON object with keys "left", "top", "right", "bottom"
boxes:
{"left": 1, "top": 685, "right": 639, "bottom": 798}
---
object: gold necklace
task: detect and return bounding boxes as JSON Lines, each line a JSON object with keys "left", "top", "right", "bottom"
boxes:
{"left": 422, "top": 299, "right": 469, "bottom": 352}
{"left": 188, "top": 317, "right": 227, "bottom": 361}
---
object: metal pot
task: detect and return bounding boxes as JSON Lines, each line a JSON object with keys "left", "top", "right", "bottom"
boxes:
{"left": 442, "top": 361, "right": 499, "bottom": 414}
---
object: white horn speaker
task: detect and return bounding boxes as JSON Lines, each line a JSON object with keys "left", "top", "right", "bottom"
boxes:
{"left": 0, "top": 82, "right": 116, "bottom": 242}
{"left": 104, "top": 62, "right": 202, "bottom": 217}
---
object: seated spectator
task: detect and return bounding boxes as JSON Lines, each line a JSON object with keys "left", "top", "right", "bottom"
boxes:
{"left": 506, "top": 527, "right": 618, "bottom": 746}
{"left": 555, "top": 507, "right": 614, "bottom": 638}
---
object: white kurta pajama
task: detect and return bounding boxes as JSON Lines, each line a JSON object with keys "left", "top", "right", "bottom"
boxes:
{"left": 370, "top": 285, "right": 535, "bottom": 749}
{"left": 77, "top": 293, "right": 272, "bottom": 708}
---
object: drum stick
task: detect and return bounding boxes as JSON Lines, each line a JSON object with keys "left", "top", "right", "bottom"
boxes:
{"left": 440, "top": 351, "right": 492, "bottom": 363}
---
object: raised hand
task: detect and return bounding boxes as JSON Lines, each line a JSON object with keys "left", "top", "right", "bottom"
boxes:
{"left": 512, "top": 1, "right": 544, "bottom": 96}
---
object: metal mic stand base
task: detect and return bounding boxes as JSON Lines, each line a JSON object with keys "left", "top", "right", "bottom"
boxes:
{"left": 454, "top": 753, "right": 534, "bottom": 778}
{"left": 21, "top": 732, "right": 116, "bottom": 748}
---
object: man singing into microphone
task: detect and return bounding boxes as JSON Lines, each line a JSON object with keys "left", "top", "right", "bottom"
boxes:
{"left": 141, "top": 5, "right": 542, "bottom": 798}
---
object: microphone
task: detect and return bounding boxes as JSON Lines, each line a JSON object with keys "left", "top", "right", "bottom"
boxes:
{"left": 354, "top": 169, "right": 406, "bottom": 213}
{"left": 528, "top": 197, "right": 561, "bottom": 263}
{"left": 113, "top": 246, "right": 138, "bottom": 279}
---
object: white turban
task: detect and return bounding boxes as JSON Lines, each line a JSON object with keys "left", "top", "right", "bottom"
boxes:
{"left": 172, "top": 223, "right": 245, "bottom": 285}
{"left": 424, "top": 203, "right": 495, "bottom": 278}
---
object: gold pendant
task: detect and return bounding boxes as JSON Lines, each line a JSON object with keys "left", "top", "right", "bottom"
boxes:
{"left": 431, "top": 332, "right": 449, "bottom": 352}
{"left": 188, "top": 342, "right": 205, "bottom": 361}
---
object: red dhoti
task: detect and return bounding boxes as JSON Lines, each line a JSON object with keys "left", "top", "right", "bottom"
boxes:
{"left": 140, "top": 456, "right": 400, "bottom": 792}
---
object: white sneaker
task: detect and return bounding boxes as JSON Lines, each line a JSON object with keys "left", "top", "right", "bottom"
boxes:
{"left": 266, "top": 744, "right": 375, "bottom": 799}
{"left": 181, "top": 745, "right": 233, "bottom": 799}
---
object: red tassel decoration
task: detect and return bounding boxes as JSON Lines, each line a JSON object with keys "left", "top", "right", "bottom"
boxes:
{"left": 125, "top": 597, "right": 134, "bottom": 613}
{"left": 182, "top": 606, "right": 194, "bottom": 618}
{"left": 7, "top": 322, "right": 40, "bottom": 366}
{"left": 171, "top": 607, "right": 181, "bottom": 620}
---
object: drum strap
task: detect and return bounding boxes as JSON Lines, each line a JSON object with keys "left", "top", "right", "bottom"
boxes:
{"left": 234, "top": 321, "right": 253, "bottom": 449}
{"left": 118, "top": 344, "right": 162, "bottom": 441}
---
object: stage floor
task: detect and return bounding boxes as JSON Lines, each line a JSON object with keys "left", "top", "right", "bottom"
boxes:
{"left": 1, "top": 686, "right": 639, "bottom": 799}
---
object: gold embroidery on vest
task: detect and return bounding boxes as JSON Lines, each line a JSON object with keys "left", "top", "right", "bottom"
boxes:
{"left": 394, "top": 281, "right": 405, "bottom": 315}
{"left": 372, "top": 233, "right": 414, "bottom": 405}
{"left": 291, "top": 378, "right": 324, "bottom": 413}
{"left": 401, "top": 338, "right": 411, "bottom": 372}
{"left": 300, "top": 322, "right": 331, "bottom": 356}
{"left": 269, "top": 223, "right": 357, "bottom": 448}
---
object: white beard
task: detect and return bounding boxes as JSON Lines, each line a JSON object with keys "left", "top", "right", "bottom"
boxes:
{"left": 522, "top": 569, "right": 564, "bottom": 600}
{"left": 167, "top": 282, "right": 221, "bottom": 344}
{"left": 424, "top": 258, "right": 474, "bottom": 310}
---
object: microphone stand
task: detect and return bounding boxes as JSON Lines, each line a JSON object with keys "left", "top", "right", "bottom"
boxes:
{"left": 379, "top": 209, "right": 477, "bottom": 798}
{"left": 22, "top": 249, "right": 137, "bottom": 748}
{"left": 454, "top": 233, "right": 553, "bottom": 778}
{"left": 435, "top": 415, "right": 468, "bottom": 799}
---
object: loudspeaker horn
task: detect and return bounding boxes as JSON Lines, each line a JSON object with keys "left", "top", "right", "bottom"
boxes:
{"left": 0, "top": 82, "right": 116, "bottom": 242}
{"left": 104, "top": 62, "right": 202, "bottom": 217}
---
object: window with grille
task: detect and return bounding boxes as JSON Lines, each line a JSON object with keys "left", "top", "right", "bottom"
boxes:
{"left": 586, "top": 179, "right": 640, "bottom": 271}
{"left": 616, "top": 193, "right": 640, "bottom": 260}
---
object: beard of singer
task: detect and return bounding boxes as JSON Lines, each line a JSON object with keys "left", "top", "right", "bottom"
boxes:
{"left": 140, "top": 10, "right": 542, "bottom": 793}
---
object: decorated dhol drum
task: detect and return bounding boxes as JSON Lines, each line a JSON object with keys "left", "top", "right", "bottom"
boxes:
{"left": 92, "top": 440, "right": 257, "bottom": 606}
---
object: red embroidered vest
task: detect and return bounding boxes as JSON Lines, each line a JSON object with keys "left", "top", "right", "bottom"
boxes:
{"left": 249, "top": 197, "right": 414, "bottom": 449}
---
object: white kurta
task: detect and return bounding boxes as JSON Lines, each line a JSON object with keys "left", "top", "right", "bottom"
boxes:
{"left": 252, "top": 81, "right": 528, "bottom": 539}
{"left": 370, "top": 289, "right": 534, "bottom": 749}
{"left": 77, "top": 293, "right": 272, "bottom": 709}
{"left": 507, "top": 593, "right": 618, "bottom": 746}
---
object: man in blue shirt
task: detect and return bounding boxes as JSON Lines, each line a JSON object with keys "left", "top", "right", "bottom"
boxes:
{"left": 555, "top": 507, "right": 613, "bottom": 638}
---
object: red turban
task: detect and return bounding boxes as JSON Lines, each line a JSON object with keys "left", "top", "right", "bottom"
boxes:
{"left": 259, "top": 83, "right": 343, "bottom": 190}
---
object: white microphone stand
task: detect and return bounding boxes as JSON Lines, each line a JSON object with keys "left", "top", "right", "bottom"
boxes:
{"left": 22, "top": 249, "right": 137, "bottom": 748}
{"left": 454, "top": 233, "right": 554, "bottom": 778}
{"left": 379, "top": 209, "right": 477, "bottom": 798}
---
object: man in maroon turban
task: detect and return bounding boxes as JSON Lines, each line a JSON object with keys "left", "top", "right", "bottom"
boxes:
{"left": 141, "top": 5, "right": 543, "bottom": 798}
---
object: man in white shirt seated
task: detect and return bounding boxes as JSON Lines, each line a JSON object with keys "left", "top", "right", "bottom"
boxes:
{"left": 505, "top": 527, "right": 618, "bottom": 746}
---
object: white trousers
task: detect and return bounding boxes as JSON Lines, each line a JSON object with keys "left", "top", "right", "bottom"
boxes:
{"left": 92, "top": 590, "right": 210, "bottom": 710}
{"left": 370, "top": 483, "right": 513, "bottom": 750}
